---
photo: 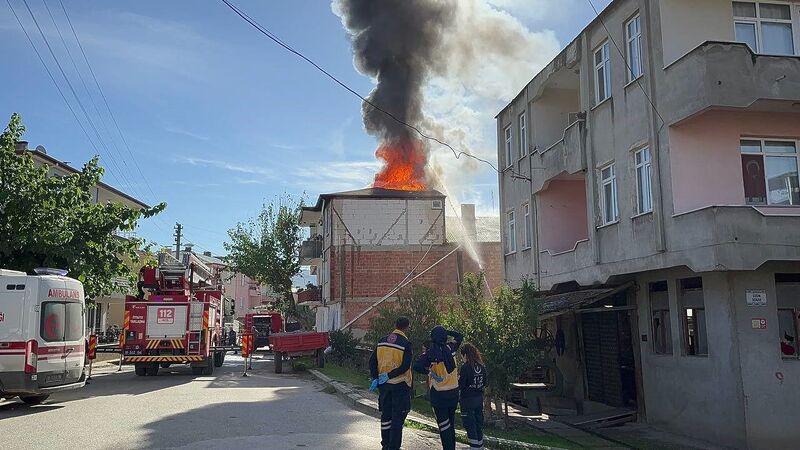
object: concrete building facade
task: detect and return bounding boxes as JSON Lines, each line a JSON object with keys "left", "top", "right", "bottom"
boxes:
{"left": 496, "top": 1, "right": 800, "bottom": 448}
{"left": 300, "top": 188, "right": 502, "bottom": 337}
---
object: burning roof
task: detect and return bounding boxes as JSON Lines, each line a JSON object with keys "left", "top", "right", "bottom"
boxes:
{"left": 303, "top": 187, "right": 445, "bottom": 212}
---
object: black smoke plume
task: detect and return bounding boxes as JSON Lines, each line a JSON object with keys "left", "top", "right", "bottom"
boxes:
{"left": 334, "top": 0, "right": 455, "bottom": 143}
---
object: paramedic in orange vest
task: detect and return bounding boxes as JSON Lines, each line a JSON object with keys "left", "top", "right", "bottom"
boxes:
{"left": 413, "top": 325, "right": 463, "bottom": 450}
{"left": 369, "top": 317, "right": 413, "bottom": 450}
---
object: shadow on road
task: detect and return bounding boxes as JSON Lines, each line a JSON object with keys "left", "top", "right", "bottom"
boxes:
{"left": 0, "top": 402, "right": 64, "bottom": 416}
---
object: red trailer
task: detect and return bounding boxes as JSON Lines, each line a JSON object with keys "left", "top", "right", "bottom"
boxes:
{"left": 243, "top": 312, "right": 283, "bottom": 349}
{"left": 121, "top": 253, "right": 232, "bottom": 376}
{"left": 270, "top": 331, "right": 329, "bottom": 374}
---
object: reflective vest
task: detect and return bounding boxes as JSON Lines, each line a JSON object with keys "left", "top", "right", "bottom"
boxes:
{"left": 429, "top": 359, "right": 458, "bottom": 392}
{"left": 376, "top": 329, "right": 412, "bottom": 387}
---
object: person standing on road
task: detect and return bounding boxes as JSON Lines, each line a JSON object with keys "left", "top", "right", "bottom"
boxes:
{"left": 459, "top": 343, "right": 487, "bottom": 450}
{"left": 369, "top": 317, "right": 413, "bottom": 450}
{"left": 413, "top": 326, "right": 463, "bottom": 450}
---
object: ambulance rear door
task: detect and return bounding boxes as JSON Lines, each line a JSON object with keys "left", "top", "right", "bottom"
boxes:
{"left": 0, "top": 274, "right": 28, "bottom": 373}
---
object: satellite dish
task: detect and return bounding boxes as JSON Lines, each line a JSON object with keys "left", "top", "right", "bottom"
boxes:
{"left": 35, "top": 145, "right": 47, "bottom": 154}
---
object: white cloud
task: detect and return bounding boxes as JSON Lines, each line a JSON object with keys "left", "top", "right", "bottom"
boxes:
{"left": 179, "top": 156, "right": 273, "bottom": 177}
{"left": 165, "top": 126, "right": 210, "bottom": 142}
{"left": 292, "top": 160, "right": 382, "bottom": 193}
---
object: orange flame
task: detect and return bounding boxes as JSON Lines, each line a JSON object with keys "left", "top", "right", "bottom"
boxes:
{"left": 373, "top": 139, "right": 427, "bottom": 191}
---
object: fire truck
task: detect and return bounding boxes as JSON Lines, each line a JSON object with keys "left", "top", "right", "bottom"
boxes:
{"left": 244, "top": 312, "right": 283, "bottom": 349}
{"left": 121, "top": 253, "right": 230, "bottom": 376}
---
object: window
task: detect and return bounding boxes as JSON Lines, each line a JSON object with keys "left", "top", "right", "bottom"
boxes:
{"left": 776, "top": 273, "right": 800, "bottom": 358}
{"left": 40, "top": 302, "right": 83, "bottom": 342}
{"left": 600, "top": 163, "right": 619, "bottom": 224}
{"left": 635, "top": 148, "right": 653, "bottom": 214}
{"left": 626, "top": 14, "right": 643, "bottom": 81}
{"left": 734, "top": 1, "right": 796, "bottom": 55}
{"left": 523, "top": 203, "right": 532, "bottom": 249}
{"left": 594, "top": 42, "right": 612, "bottom": 103}
{"left": 519, "top": 112, "right": 528, "bottom": 157}
{"left": 679, "top": 277, "right": 708, "bottom": 356}
{"left": 741, "top": 139, "right": 800, "bottom": 205}
{"left": 504, "top": 126, "right": 513, "bottom": 168}
{"left": 649, "top": 281, "right": 672, "bottom": 355}
{"left": 506, "top": 210, "right": 517, "bottom": 254}
{"left": 432, "top": 199, "right": 443, "bottom": 210}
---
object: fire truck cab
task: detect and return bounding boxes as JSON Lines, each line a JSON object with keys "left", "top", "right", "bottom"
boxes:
{"left": 122, "top": 253, "right": 225, "bottom": 376}
{"left": 244, "top": 312, "right": 283, "bottom": 349}
{"left": 0, "top": 268, "right": 86, "bottom": 405}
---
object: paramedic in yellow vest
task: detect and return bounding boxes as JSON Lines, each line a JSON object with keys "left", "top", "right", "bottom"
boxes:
{"left": 413, "top": 325, "right": 463, "bottom": 450}
{"left": 369, "top": 317, "right": 413, "bottom": 450}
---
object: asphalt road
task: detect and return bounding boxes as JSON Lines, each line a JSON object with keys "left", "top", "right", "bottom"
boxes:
{"left": 0, "top": 354, "right": 450, "bottom": 450}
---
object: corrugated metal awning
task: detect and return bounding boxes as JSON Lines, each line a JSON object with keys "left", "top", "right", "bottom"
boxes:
{"left": 539, "top": 282, "right": 633, "bottom": 320}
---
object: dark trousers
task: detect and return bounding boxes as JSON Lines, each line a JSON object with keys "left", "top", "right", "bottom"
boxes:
{"left": 378, "top": 384, "right": 410, "bottom": 450}
{"left": 461, "top": 400, "right": 484, "bottom": 449}
{"left": 433, "top": 405, "right": 457, "bottom": 450}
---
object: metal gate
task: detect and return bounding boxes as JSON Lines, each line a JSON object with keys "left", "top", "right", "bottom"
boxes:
{"left": 581, "top": 311, "right": 624, "bottom": 407}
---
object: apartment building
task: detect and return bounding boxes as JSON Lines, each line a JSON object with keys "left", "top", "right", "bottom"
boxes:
{"left": 300, "top": 188, "right": 502, "bottom": 337}
{"left": 497, "top": 1, "right": 800, "bottom": 448}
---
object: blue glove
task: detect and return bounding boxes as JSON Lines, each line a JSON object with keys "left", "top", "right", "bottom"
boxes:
{"left": 430, "top": 371, "right": 444, "bottom": 383}
{"left": 369, "top": 378, "right": 379, "bottom": 392}
{"left": 378, "top": 373, "right": 389, "bottom": 385}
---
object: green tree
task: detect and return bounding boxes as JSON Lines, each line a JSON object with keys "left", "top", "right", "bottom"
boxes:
{"left": 444, "top": 273, "right": 543, "bottom": 423}
{"left": 0, "top": 113, "right": 165, "bottom": 300}
{"left": 224, "top": 195, "right": 312, "bottom": 327}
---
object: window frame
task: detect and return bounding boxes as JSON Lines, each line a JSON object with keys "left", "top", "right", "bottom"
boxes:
{"left": 678, "top": 277, "right": 708, "bottom": 357}
{"left": 593, "top": 41, "right": 612, "bottom": 104}
{"left": 504, "top": 125, "right": 513, "bottom": 168}
{"left": 740, "top": 138, "right": 800, "bottom": 206}
{"left": 40, "top": 301, "right": 83, "bottom": 343}
{"left": 519, "top": 112, "right": 528, "bottom": 158}
{"left": 733, "top": 1, "right": 798, "bottom": 56}
{"left": 599, "top": 163, "right": 619, "bottom": 225}
{"left": 626, "top": 14, "right": 644, "bottom": 82}
{"left": 634, "top": 147, "right": 653, "bottom": 214}
{"left": 523, "top": 202, "right": 532, "bottom": 250}
{"left": 649, "top": 281, "right": 673, "bottom": 355}
{"left": 505, "top": 209, "right": 517, "bottom": 255}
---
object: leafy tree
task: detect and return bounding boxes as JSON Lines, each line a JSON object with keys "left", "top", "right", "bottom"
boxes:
{"left": 365, "top": 284, "right": 446, "bottom": 359}
{"left": 225, "top": 195, "right": 312, "bottom": 327}
{"left": 0, "top": 113, "right": 165, "bottom": 300}
{"left": 444, "top": 273, "right": 543, "bottom": 423}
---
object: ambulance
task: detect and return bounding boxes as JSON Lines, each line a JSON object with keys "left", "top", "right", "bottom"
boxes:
{"left": 0, "top": 268, "right": 86, "bottom": 405}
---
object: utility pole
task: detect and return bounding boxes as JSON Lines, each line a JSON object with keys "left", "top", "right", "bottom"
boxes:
{"left": 174, "top": 223, "right": 183, "bottom": 259}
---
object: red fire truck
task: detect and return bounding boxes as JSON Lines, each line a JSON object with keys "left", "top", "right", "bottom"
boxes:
{"left": 244, "top": 312, "right": 283, "bottom": 349}
{"left": 121, "top": 253, "right": 230, "bottom": 376}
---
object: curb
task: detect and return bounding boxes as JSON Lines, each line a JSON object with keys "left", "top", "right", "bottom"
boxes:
{"left": 309, "top": 369, "right": 560, "bottom": 450}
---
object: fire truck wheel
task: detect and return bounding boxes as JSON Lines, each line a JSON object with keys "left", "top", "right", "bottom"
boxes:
{"left": 274, "top": 352, "right": 283, "bottom": 374}
{"left": 316, "top": 349, "right": 325, "bottom": 368}
{"left": 160, "top": 363, "right": 172, "bottom": 369}
{"left": 145, "top": 364, "right": 159, "bottom": 376}
{"left": 214, "top": 352, "right": 225, "bottom": 367}
{"left": 19, "top": 394, "right": 49, "bottom": 405}
{"left": 202, "top": 355, "right": 215, "bottom": 375}
{"left": 134, "top": 365, "right": 147, "bottom": 376}
{"left": 191, "top": 366, "right": 204, "bottom": 376}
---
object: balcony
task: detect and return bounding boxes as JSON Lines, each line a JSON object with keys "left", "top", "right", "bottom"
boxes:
{"left": 531, "top": 120, "right": 587, "bottom": 194}
{"left": 300, "top": 239, "right": 322, "bottom": 265}
{"left": 663, "top": 41, "right": 800, "bottom": 125}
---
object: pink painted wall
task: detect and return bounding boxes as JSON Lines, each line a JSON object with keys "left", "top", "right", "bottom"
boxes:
{"left": 670, "top": 111, "right": 800, "bottom": 214}
{"left": 537, "top": 178, "right": 589, "bottom": 253}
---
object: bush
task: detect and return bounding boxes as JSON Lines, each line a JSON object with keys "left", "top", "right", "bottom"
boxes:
{"left": 328, "top": 329, "right": 360, "bottom": 365}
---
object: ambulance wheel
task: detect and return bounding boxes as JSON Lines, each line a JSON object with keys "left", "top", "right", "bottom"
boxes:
{"left": 316, "top": 349, "right": 325, "bottom": 368}
{"left": 214, "top": 351, "right": 225, "bottom": 367}
{"left": 274, "top": 352, "right": 283, "bottom": 374}
{"left": 145, "top": 364, "right": 159, "bottom": 376}
{"left": 19, "top": 394, "right": 49, "bottom": 405}
{"left": 134, "top": 364, "right": 147, "bottom": 376}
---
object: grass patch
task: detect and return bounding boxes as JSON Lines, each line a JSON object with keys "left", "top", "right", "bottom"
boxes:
{"left": 318, "top": 362, "right": 577, "bottom": 449}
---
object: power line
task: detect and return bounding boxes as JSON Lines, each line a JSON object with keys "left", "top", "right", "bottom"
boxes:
{"left": 584, "top": 0, "right": 666, "bottom": 127}
{"left": 220, "top": 0, "right": 524, "bottom": 180}
{"left": 58, "top": 0, "right": 161, "bottom": 205}
{"left": 18, "top": 0, "right": 133, "bottom": 189}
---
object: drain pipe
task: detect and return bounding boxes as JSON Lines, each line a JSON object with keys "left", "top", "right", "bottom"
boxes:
{"left": 341, "top": 245, "right": 461, "bottom": 331}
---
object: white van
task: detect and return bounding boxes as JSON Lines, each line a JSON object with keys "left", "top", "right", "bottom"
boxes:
{"left": 0, "top": 268, "right": 86, "bottom": 405}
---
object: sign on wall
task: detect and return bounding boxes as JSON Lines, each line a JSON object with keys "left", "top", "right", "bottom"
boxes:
{"left": 746, "top": 289, "right": 767, "bottom": 307}
{"left": 751, "top": 318, "right": 767, "bottom": 329}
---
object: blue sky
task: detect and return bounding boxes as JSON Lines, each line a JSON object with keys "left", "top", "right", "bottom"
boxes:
{"left": 1, "top": 0, "right": 610, "bottom": 255}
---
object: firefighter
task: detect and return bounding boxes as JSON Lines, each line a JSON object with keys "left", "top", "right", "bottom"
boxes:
{"left": 459, "top": 343, "right": 487, "bottom": 449}
{"left": 413, "top": 325, "right": 463, "bottom": 450}
{"left": 369, "top": 317, "right": 413, "bottom": 450}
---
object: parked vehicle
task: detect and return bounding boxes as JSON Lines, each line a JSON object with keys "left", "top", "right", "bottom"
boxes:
{"left": 244, "top": 312, "right": 283, "bottom": 349}
{"left": 0, "top": 268, "right": 86, "bottom": 405}
{"left": 122, "top": 253, "right": 229, "bottom": 376}
{"left": 271, "top": 331, "right": 329, "bottom": 374}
